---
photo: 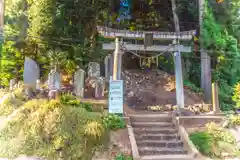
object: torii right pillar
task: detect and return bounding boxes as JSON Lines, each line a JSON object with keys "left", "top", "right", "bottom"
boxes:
{"left": 173, "top": 39, "right": 185, "bottom": 111}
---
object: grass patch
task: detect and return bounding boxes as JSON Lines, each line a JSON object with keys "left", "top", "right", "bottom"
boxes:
{"left": 114, "top": 153, "right": 133, "bottom": 160}
{"left": 60, "top": 93, "right": 105, "bottom": 112}
{"left": 0, "top": 88, "right": 26, "bottom": 116}
{"left": 0, "top": 92, "right": 126, "bottom": 160}
{"left": 190, "top": 122, "right": 239, "bottom": 158}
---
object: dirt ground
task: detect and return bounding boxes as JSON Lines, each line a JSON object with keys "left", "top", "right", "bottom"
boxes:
{"left": 82, "top": 69, "right": 204, "bottom": 114}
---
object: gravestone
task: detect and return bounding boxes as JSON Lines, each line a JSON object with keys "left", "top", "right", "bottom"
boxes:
{"left": 104, "top": 55, "right": 109, "bottom": 79}
{"left": 100, "top": 62, "right": 105, "bottom": 77}
{"left": 9, "top": 79, "right": 15, "bottom": 90}
{"left": 95, "top": 77, "right": 105, "bottom": 98}
{"left": 108, "top": 54, "right": 113, "bottom": 79}
{"left": 48, "top": 69, "right": 61, "bottom": 99}
{"left": 74, "top": 68, "right": 85, "bottom": 98}
{"left": 88, "top": 62, "right": 100, "bottom": 78}
{"left": 23, "top": 57, "right": 40, "bottom": 89}
{"left": 48, "top": 69, "right": 61, "bottom": 90}
{"left": 36, "top": 79, "right": 40, "bottom": 90}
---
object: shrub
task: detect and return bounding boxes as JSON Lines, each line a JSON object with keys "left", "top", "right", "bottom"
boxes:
{"left": 81, "top": 102, "right": 93, "bottom": 112}
{"left": 190, "top": 122, "right": 237, "bottom": 158}
{"left": 0, "top": 99, "right": 106, "bottom": 159}
{"left": 60, "top": 94, "right": 93, "bottom": 112}
{"left": 114, "top": 153, "right": 133, "bottom": 160}
{"left": 84, "top": 121, "right": 105, "bottom": 140}
{"left": 232, "top": 82, "right": 240, "bottom": 109}
{"left": 0, "top": 93, "right": 25, "bottom": 116}
{"left": 224, "top": 114, "right": 240, "bottom": 127}
{"left": 190, "top": 131, "right": 215, "bottom": 156}
{"left": 206, "top": 122, "right": 235, "bottom": 144}
{"left": 60, "top": 93, "right": 79, "bottom": 106}
{"left": 184, "top": 80, "right": 203, "bottom": 94}
{"left": 102, "top": 114, "right": 125, "bottom": 130}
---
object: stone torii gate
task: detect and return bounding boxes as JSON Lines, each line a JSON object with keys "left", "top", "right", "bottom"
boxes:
{"left": 97, "top": 26, "right": 195, "bottom": 110}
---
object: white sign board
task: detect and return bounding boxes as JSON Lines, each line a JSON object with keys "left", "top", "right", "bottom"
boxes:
{"left": 108, "top": 80, "right": 123, "bottom": 114}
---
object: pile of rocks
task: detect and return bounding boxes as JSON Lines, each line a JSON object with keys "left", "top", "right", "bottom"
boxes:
{"left": 122, "top": 69, "right": 204, "bottom": 112}
{"left": 122, "top": 69, "right": 172, "bottom": 109}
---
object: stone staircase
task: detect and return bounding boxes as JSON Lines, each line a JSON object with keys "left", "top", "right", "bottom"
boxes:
{"left": 129, "top": 114, "right": 195, "bottom": 160}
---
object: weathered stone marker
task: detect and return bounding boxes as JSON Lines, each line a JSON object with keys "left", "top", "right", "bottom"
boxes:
{"left": 23, "top": 57, "right": 40, "bottom": 98}
{"left": 48, "top": 69, "right": 61, "bottom": 99}
{"left": 9, "top": 79, "right": 15, "bottom": 91}
{"left": 95, "top": 77, "right": 105, "bottom": 98}
{"left": 74, "top": 67, "right": 85, "bottom": 98}
{"left": 88, "top": 62, "right": 100, "bottom": 78}
{"left": 104, "top": 55, "right": 110, "bottom": 80}
{"left": 36, "top": 79, "right": 40, "bottom": 90}
{"left": 23, "top": 57, "right": 40, "bottom": 90}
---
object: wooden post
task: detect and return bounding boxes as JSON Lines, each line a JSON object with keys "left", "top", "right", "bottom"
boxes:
{"left": 212, "top": 82, "right": 220, "bottom": 113}
{"left": 199, "top": 0, "right": 212, "bottom": 103}
{"left": 113, "top": 37, "right": 120, "bottom": 80}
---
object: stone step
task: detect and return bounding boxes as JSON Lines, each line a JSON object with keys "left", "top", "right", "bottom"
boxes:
{"left": 137, "top": 140, "right": 183, "bottom": 148}
{"left": 133, "top": 127, "right": 178, "bottom": 134}
{"left": 129, "top": 114, "right": 172, "bottom": 122}
{"left": 132, "top": 122, "right": 174, "bottom": 128}
{"left": 141, "top": 155, "right": 194, "bottom": 160}
{"left": 135, "top": 133, "right": 180, "bottom": 141}
{"left": 138, "top": 147, "right": 188, "bottom": 155}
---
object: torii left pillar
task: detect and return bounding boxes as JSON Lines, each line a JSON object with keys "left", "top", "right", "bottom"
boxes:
{"left": 113, "top": 37, "right": 121, "bottom": 80}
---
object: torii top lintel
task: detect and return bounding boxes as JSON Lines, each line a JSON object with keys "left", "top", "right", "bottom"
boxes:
{"left": 97, "top": 26, "right": 196, "bottom": 41}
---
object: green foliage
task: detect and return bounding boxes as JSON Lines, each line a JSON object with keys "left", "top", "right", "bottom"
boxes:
{"left": 114, "top": 153, "right": 133, "bottom": 160}
{"left": 184, "top": 80, "right": 203, "bottom": 94}
{"left": 232, "top": 83, "right": 240, "bottom": 109}
{"left": 190, "top": 131, "right": 214, "bottom": 156}
{"left": 206, "top": 122, "right": 235, "bottom": 144}
{"left": 190, "top": 122, "right": 237, "bottom": 158}
{"left": 102, "top": 114, "right": 125, "bottom": 130}
{"left": 199, "top": 2, "right": 240, "bottom": 111}
{"left": 224, "top": 114, "right": 240, "bottom": 127}
{"left": 0, "top": 99, "right": 106, "bottom": 159}
{"left": 60, "top": 94, "right": 93, "bottom": 112}
{"left": 60, "top": 93, "right": 80, "bottom": 106}
{"left": 0, "top": 88, "right": 26, "bottom": 116}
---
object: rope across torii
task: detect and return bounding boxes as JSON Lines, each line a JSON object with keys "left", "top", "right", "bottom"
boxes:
{"left": 97, "top": 26, "right": 196, "bottom": 40}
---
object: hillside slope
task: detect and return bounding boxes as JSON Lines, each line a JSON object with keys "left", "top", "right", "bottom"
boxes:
{"left": 122, "top": 69, "right": 203, "bottom": 111}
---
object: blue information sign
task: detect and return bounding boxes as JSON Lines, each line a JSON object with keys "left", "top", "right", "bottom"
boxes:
{"left": 108, "top": 80, "right": 124, "bottom": 114}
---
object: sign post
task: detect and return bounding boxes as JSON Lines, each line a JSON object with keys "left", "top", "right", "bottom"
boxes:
{"left": 108, "top": 80, "right": 124, "bottom": 114}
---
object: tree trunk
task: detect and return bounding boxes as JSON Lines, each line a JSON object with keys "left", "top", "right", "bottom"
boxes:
{"left": 199, "top": 0, "right": 212, "bottom": 103}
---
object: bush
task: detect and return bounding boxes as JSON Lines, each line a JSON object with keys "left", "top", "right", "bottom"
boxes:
{"left": 184, "top": 80, "right": 203, "bottom": 94}
{"left": 232, "top": 82, "right": 240, "bottom": 109}
{"left": 224, "top": 114, "right": 240, "bottom": 127}
{"left": 60, "top": 94, "right": 93, "bottom": 112}
{"left": 114, "top": 153, "right": 133, "bottom": 160}
{"left": 60, "top": 93, "right": 80, "bottom": 106}
{"left": 102, "top": 114, "right": 125, "bottom": 130}
{"left": 190, "top": 122, "right": 237, "bottom": 158}
{"left": 0, "top": 99, "right": 106, "bottom": 159}
{"left": 0, "top": 94, "right": 25, "bottom": 116}
{"left": 206, "top": 122, "right": 235, "bottom": 144}
{"left": 190, "top": 131, "right": 215, "bottom": 156}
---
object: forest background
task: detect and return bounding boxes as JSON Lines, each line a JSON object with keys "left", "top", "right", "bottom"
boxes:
{"left": 1, "top": 0, "right": 240, "bottom": 111}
